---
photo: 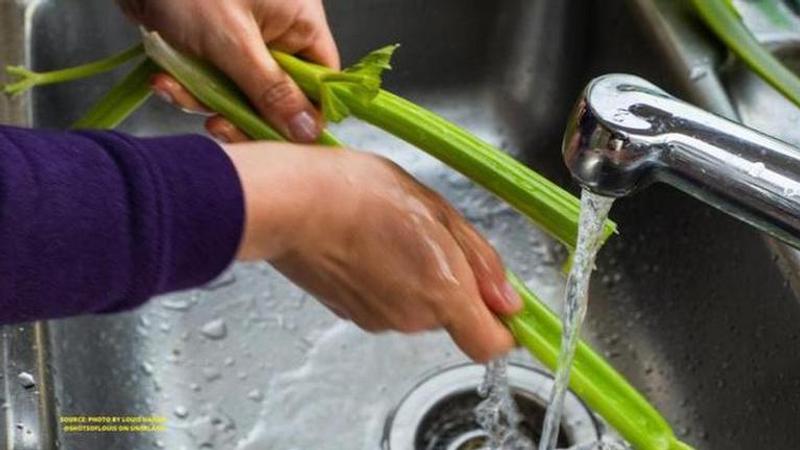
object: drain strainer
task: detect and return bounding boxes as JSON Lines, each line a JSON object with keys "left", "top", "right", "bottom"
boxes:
{"left": 382, "top": 363, "right": 600, "bottom": 449}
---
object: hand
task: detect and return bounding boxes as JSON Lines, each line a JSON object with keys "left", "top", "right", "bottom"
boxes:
{"left": 224, "top": 142, "right": 523, "bottom": 362}
{"left": 118, "top": 0, "right": 339, "bottom": 143}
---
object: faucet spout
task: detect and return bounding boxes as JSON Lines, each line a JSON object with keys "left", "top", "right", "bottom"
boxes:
{"left": 563, "top": 73, "right": 800, "bottom": 249}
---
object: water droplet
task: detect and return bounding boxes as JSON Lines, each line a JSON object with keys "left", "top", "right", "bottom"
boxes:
{"left": 141, "top": 362, "right": 154, "bottom": 375}
{"left": 139, "top": 315, "right": 151, "bottom": 328}
{"left": 246, "top": 389, "right": 263, "bottom": 402}
{"left": 202, "top": 367, "right": 221, "bottom": 382}
{"left": 17, "top": 372, "right": 35, "bottom": 389}
{"left": 200, "top": 319, "right": 227, "bottom": 340}
{"left": 784, "top": 186, "right": 800, "bottom": 198}
{"left": 161, "top": 298, "right": 191, "bottom": 311}
{"left": 612, "top": 109, "right": 630, "bottom": 123}
{"left": 174, "top": 405, "right": 189, "bottom": 419}
{"left": 689, "top": 67, "right": 707, "bottom": 81}
{"left": 746, "top": 161, "right": 766, "bottom": 177}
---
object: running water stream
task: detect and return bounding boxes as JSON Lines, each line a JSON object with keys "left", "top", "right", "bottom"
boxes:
{"left": 475, "top": 357, "right": 534, "bottom": 449}
{"left": 538, "top": 190, "right": 614, "bottom": 450}
{"left": 474, "top": 190, "right": 614, "bottom": 450}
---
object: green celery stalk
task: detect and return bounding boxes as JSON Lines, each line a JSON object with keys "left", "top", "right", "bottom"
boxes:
{"left": 141, "top": 31, "right": 341, "bottom": 146}
{"left": 4, "top": 43, "right": 144, "bottom": 96}
{"left": 72, "top": 59, "right": 159, "bottom": 129}
{"left": 691, "top": 0, "right": 800, "bottom": 109}
{"left": 505, "top": 273, "right": 693, "bottom": 450}
{"left": 271, "top": 50, "right": 616, "bottom": 249}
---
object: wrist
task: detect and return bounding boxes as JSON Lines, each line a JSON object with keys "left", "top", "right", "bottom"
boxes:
{"left": 222, "top": 141, "right": 345, "bottom": 262}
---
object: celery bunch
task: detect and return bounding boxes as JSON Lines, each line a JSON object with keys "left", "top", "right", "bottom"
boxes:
{"left": 3, "top": 33, "right": 695, "bottom": 450}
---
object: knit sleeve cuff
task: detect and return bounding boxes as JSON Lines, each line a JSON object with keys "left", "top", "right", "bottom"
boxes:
{"left": 131, "top": 133, "right": 244, "bottom": 295}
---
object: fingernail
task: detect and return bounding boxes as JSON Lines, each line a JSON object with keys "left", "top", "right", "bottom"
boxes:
{"left": 502, "top": 281, "right": 522, "bottom": 310}
{"left": 153, "top": 88, "right": 173, "bottom": 105}
{"left": 287, "top": 111, "right": 319, "bottom": 143}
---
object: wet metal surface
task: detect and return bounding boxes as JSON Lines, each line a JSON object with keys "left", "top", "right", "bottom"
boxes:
{"left": 1, "top": 0, "right": 799, "bottom": 449}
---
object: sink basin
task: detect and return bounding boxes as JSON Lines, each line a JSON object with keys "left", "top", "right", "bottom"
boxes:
{"left": 1, "top": 0, "right": 799, "bottom": 449}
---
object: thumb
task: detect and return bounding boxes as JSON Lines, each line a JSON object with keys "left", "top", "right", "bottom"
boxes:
{"left": 206, "top": 26, "right": 322, "bottom": 143}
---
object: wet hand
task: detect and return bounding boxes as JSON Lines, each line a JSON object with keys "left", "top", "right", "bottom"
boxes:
{"left": 117, "top": 0, "right": 339, "bottom": 142}
{"left": 224, "top": 142, "right": 523, "bottom": 362}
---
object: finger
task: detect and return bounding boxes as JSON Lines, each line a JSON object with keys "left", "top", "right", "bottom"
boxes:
{"left": 206, "top": 24, "right": 322, "bottom": 143}
{"left": 423, "top": 229, "right": 516, "bottom": 362}
{"left": 443, "top": 294, "right": 516, "bottom": 363}
{"left": 297, "top": 4, "right": 341, "bottom": 70}
{"left": 299, "top": 25, "right": 341, "bottom": 70}
{"left": 414, "top": 184, "right": 522, "bottom": 316}
{"left": 448, "top": 218, "right": 522, "bottom": 315}
{"left": 205, "top": 116, "right": 250, "bottom": 143}
{"left": 262, "top": 2, "right": 340, "bottom": 70}
{"left": 150, "top": 73, "right": 211, "bottom": 115}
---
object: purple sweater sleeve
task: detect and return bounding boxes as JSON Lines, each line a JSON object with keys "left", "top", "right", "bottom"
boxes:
{"left": 0, "top": 125, "right": 244, "bottom": 324}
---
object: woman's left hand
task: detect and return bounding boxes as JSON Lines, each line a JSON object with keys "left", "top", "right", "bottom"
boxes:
{"left": 117, "top": 0, "right": 340, "bottom": 143}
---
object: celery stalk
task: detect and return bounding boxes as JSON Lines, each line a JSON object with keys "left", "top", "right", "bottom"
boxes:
{"left": 4, "top": 44, "right": 144, "bottom": 96}
{"left": 141, "top": 31, "right": 341, "bottom": 146}
{"left": 271, "top": 50, "right": 616, "bottom": 249}
{"left": 691, "top": 0, "right": 800, "bottom": 109}
{"left": 72, "top": 59, "right": 159, "bottom": 129}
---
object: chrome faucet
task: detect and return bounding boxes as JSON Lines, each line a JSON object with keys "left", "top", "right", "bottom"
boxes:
{"left": 563, "top": 74, "right": 800, "bottom": 249}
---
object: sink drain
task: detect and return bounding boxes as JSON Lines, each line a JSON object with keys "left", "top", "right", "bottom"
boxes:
{"left": 382, "top": 363, "right": 600, "bottom": 450}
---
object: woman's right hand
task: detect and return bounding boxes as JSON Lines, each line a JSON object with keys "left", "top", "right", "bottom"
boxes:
{"left": 224, "top": 141, "right": 522, "bottom": 362}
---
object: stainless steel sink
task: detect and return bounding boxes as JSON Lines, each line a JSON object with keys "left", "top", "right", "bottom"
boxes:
{"left": 1, "top": 0, "right": 799, "bottom": 449}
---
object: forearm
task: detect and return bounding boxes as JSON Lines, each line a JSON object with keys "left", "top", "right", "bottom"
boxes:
{"left": 0, "top": 125, "right": 244, "bottom": 323}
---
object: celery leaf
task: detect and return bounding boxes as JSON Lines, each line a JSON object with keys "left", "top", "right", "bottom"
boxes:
{"left": 318, "top": 44, "right": 400, "bottom": 122}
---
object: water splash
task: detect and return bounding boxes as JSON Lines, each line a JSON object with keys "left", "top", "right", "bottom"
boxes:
{"left": 539, "top": 190, "right": 614, "bottom": 450}
{"left": 474, "top": 357, "right": 535, "bottom": 450}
